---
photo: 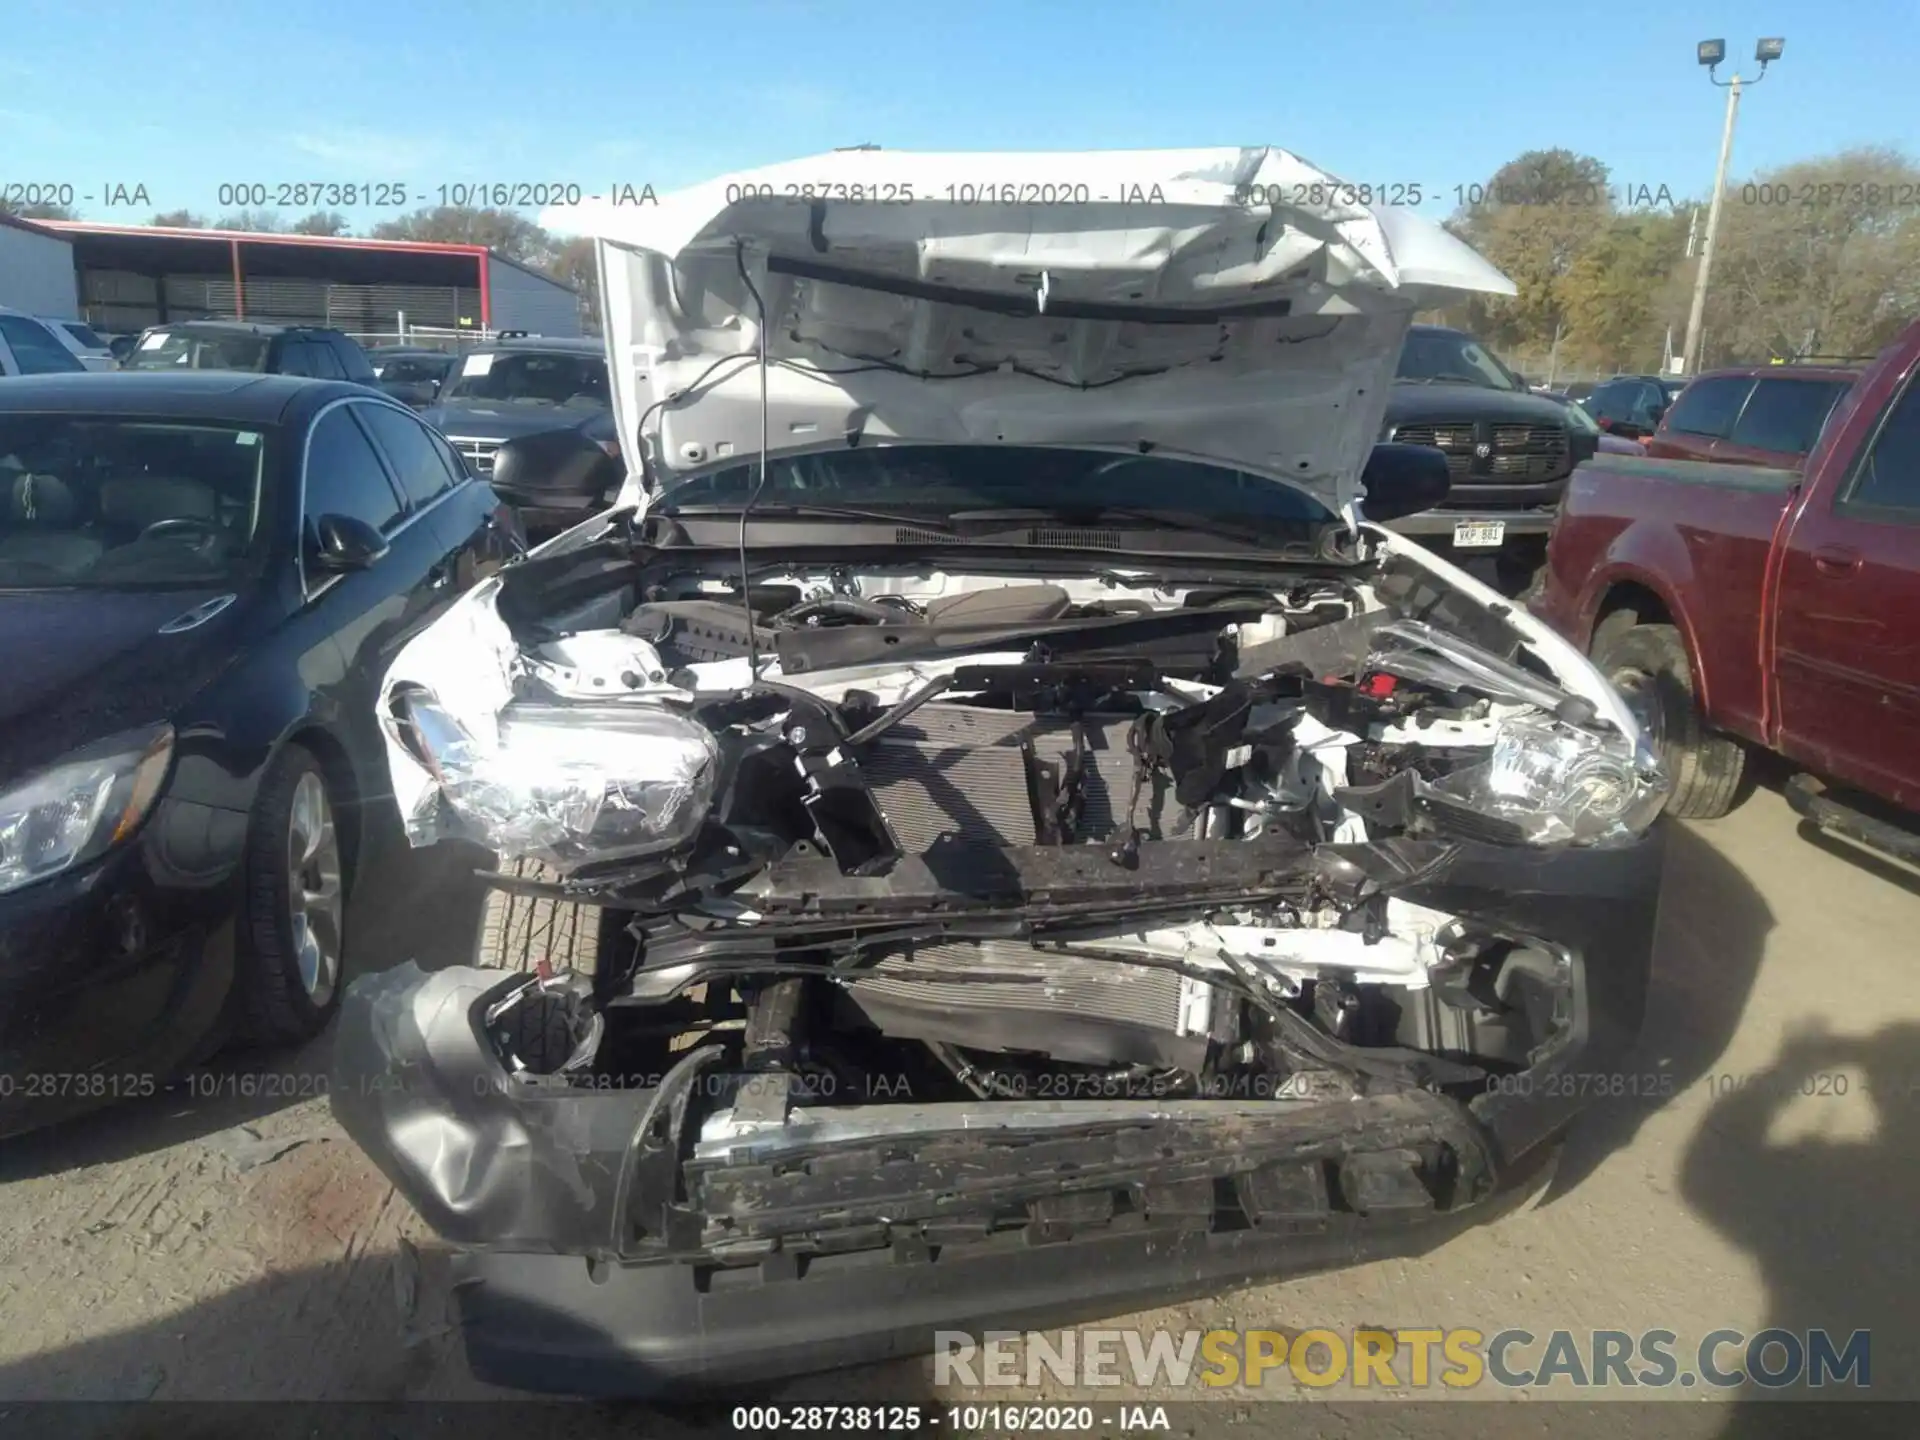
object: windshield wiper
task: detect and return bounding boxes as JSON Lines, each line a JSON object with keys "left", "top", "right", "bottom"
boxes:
{"left": 945, "top": 506, "right": 1313, "bottom": 546}
{"left": 661, "top": 501, "right": 955, "bottom": 531}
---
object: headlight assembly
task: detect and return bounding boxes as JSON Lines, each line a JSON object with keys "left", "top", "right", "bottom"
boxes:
{"left": 391, "top": 693, "right": 718, "bottom": 867}
{"left": 0, "top": 725, "right": 175, "bottom": 896}
{"left": 1432, "top": 716, "right": 1668, "bottom": 846}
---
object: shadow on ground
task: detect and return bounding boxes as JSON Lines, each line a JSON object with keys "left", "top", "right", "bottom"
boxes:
{"left": 0, "top": 1241, "right": 940, "bottom": 1438}
{"left": 1542, "top": 819, "right": 1774, "bottom": 1203}
{"left": 1682, "top": 1022, "right": 1920, "bottom": 1435}
{"left": 0, "top": 831, "right": 496, "bottom": 1182}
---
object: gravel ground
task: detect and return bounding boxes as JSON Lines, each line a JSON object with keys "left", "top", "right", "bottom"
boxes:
{"left": 2, "top": 773, "right": 1917, "bottom": 1438}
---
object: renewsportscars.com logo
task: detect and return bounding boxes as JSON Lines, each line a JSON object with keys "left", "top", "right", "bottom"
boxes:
{"left": 933, "top": 1327, "right": 1871, "bottom": 1391}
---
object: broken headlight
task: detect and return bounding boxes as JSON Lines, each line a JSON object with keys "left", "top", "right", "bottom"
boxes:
{"left": 393, "top": 695, "right": 719, "bottom": 866}
{"left": 1432, "top": 716, "right": 1668, "bottom": 846}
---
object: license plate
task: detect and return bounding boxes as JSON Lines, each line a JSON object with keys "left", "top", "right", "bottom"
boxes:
{"left": 1453, "top": 520, "right": 1506, "bottom": 548}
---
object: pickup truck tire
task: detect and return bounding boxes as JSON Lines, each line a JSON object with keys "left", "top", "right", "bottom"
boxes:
{"left": 474, "top": 857, "right": 603, "bottom": 974}
{"left": 1593, "top": 624, "right": 1746, "bottom": 819}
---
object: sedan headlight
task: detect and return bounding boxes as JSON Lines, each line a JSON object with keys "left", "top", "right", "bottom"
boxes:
{"left": 391, "top": 694, "right": 718, "bottom": 867}
{"left": 1433, "top": 716, "right": 1668, "bottom": 846}
{"left": 0, "top": 726, "right": 175, "bottom": 895}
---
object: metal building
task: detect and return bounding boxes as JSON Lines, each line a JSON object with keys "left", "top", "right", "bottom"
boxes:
{"left": 0, "top": 213, "right": 81, "bottom": 318}
{"left": 37, "top": 222, "right": 583, "bottom": 342}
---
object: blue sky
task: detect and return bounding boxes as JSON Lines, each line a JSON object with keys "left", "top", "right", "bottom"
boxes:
{"left": 4, "top": 0, "right": 1914, "bottom": 232}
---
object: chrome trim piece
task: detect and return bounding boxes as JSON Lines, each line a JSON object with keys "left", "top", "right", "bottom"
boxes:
{"left": 157, "top": 592, "right": 238, "bottom": 634}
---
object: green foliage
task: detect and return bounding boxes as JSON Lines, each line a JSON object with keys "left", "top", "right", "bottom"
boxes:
{"left": 1448, "top": 145, "right": 1920, "bottom": 373}
{"left": 291, "top": 211, "right": 352, "bottom": 237}
{"left": 369, "top": 206, "right": 551, "bottom": 264}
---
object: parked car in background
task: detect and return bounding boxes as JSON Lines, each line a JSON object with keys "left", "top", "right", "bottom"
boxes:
{"left": 1644, "top": 365, "right": 1857, "bottom": 470}
{"left": 0, "top": 372, "right": 524, "bottom": 1135}
{"left": 1382, "top": 323, "right": 1599, "bottom": 594}
{"left": 122, "top": 321, "right": 424, "bottom": 407}
{"left": 1579, "top": 375, "right": 1679, "bottom": 442}
{"left": 419, "top": 336, "right": 613, "bottom": 536}
{"left": 42, "top": 318, "right": 118, "bottom": 372}
{"left": 421, "top": 337, "right": 610, "bottom": 474}
{"left": 0, "top": 307, "right": 88, "bottom": 377}
{"left": 107, "top": 334, "right": 139, "bottom": 365}
{"left": 1535, "top": 316, "right": 1920, "bottom": 856}
{"left": 366, "top": 346, "right": 458, "bottom": 409}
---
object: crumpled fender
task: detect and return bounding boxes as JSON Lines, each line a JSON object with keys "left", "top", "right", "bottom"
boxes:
{"left": 328, "top": 962, "right": 654, "bottom": 1256}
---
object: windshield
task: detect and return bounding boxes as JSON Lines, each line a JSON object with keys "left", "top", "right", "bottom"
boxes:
{"left": 658, "top": 444, "right": 1338, "bottom": 531}
{"left": 0, "top": 416, "right": 270, "bottom": 588}
{"left": 374, "top": 355, "right": 452, "bottom": 384}
{"left": 439, "top": 351, "right": 609, "bottom": 409}
{"left": 124, "top": 330, "right": 272, "bottom": 373}
{"left": 61, "top": 323, "right": 108, "bottom": 350}
{"left": 1395, "top": 330, "right": 1525, "bottom": 390}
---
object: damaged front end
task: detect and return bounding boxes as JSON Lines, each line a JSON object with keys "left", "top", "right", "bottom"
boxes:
{"left": 330, "top": 144, "right": 1666, "bottom": 1395}
{"left": 332, "top": 522, "right": 1666, "bottom": 1396}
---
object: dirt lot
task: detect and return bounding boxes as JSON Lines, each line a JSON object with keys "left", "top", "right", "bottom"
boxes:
{"left": 3, "top": 770, "right": 1917, "bottom": 1436}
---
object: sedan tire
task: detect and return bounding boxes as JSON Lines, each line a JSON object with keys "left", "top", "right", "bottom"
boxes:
{"left": 235, "top": 744, "right": 349, "bottom": 1045}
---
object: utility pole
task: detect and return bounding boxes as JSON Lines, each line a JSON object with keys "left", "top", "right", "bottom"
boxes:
{"left": 1679, "top": 38, "right": 1784, "bottom": 375}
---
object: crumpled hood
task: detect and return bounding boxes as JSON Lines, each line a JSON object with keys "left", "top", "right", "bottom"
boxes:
{"left": 547, "top": 147, "right": 1516, "bottom": 519}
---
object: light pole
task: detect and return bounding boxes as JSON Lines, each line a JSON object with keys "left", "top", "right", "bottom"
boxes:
{"left": 1679, "top": 36, "right": 1784, "bottom": 376}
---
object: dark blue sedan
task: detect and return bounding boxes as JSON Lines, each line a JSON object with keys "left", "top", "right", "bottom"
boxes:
{"left": 0, "top": 372, "right": 523, "bottom": 1134}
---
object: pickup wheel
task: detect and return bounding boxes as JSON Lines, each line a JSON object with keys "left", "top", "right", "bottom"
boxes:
{"left": 475, "top": 857, "right": 603, "bottom": 974}
{"left": 1593, "top": 623, "right": 1745, "bottom": 819}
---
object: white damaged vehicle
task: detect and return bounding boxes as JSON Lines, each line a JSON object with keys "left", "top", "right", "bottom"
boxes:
{"left": 328, "top": 147, "right": 1671, "bottom": 1397}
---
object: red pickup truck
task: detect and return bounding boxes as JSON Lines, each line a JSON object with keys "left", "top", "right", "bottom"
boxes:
{"left": 1533, "top": 318, "right": 1920, "bottom": 855}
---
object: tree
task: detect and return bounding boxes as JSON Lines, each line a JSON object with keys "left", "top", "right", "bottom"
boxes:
{"left": 150, "top": 210, "right": 208, "bottom": 228}
{"left": 0, "top": 198, "right": 77, "bottom": 221}
{"left": 370, "top": 205, "right": 553, "bottom": 265}
{"left": 545, "top": 234, "right": 601, "bottom": 332}
{"left": 290, "top": 210, "right": 352, "bottom": 236}
{"left": 1450, "top": 150, "right": 1615, "bottom": 358}
{"left": 215, "top": 209, "right": 289, "bottom": 233}
{"left": 1695, "top": 148, "right": 1920, "bottom": 365}
{"left": 1560, "top": 209, "right": 1691, "bottom": 371}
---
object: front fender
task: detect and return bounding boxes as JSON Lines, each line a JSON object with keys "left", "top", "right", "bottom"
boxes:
{"left": 328, "top": 962, "right": 654, "bottom": 1256}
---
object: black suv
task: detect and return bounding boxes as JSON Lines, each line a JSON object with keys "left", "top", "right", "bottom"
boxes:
{"left": 123, "top": 321, "right": 377, "bottom": 382}
{"left": 1581, "top": 374, "right": 1688, "bottom": 441}
{"left": 1381, "top": 324, "right": 1600, "bottom": 593}
{"left": 419, "top": 336, "right": 616, "bottom": 538}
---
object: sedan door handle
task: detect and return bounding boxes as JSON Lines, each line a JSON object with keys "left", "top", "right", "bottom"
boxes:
{"left": 1812, "top": 545, "right": 1862, "bottom": 575}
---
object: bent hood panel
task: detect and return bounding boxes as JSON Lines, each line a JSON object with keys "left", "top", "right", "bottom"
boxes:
{"left": 544, "top": 148, "right": 1515, "bottom": 514}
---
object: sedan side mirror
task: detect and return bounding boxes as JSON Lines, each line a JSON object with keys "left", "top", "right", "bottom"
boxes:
{"left": 1359, "top": 442, "right": 1452, "bottom": 523}
{"left": 310, "top": 513, "right": 390, "bottom": 571}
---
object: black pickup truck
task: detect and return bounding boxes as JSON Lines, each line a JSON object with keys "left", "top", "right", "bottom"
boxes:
{"left": 1383, "top": 324, "right": 1602, "bottom": 593}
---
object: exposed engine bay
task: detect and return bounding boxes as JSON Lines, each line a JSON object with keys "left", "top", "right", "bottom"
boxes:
{"left": 375, "top": 526, "right": 1664, "bottom": 1259}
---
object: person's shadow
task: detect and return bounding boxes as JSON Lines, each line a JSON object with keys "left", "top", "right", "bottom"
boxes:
{"left": 1681, "top": 1022, "right": 1920, "bottom": 1436}
{"left": 1538, "top": 820, "right": 1776, "bottom": 1204}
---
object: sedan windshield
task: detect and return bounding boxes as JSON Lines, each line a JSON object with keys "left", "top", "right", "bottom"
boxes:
{"left": 123, "top": 330, "right": 272, "bottom": 373}
{"left": 0, "top": 416, "right": 269, "bottom": 588}
{"left": 1396, "top": 331, "right": 1525, "bottom": 391}
{"left": 658, "top": 444, "right": 1338, "bottom": 530}
{"left": 438, "top": 352, "right": 608, "bottom": 409}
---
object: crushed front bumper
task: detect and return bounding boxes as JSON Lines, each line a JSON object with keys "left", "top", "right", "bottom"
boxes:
{"left": 331, "top": 828, "right": 1665, "bottom": 1396}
